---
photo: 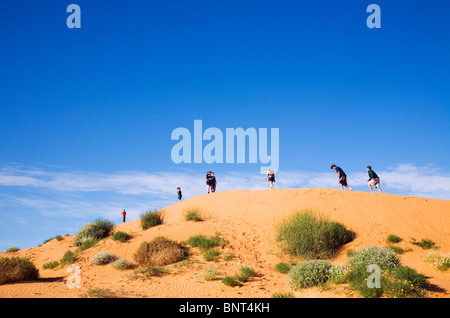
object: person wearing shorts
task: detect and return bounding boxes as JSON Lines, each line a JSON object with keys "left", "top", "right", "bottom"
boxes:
{"left": 367, "top": 166, "right": 382, "bottom": 193}
{"left": 205, "top": 171, "right": 213, "bottom": 193}
{"left": 265, "top": 168, "right": 275, "bottom": 189}
{"left": 330, "top": 164, "right": 353, "bottom": 191}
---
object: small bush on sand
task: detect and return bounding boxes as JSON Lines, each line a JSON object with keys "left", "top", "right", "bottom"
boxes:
{"left": 222, "top": 276, "right": 238, "bottom": 287}
{"left": 112, "top": 257, "right": 132, "bottom": 270}
{"left": 348, "top": 245, "right": 400, "bottom": 269}
{"left": 0, "top": 257, "right": 39, "bottom": 285}
{"left": 185, "top": 233, "right": 226, "bottom": 251}
{"left": 76, "top": 238, "right": 99, "bottom": 252}
{"left": 5, "top": 247, "right": 20, "bottom": 253}
{"left": 204, "top": 249, "right": 220, "bottom": 262}
{"left": 60, "top": 250, "right": 77, "bottom": 266}
{"left": 387, "top": 234, "right": 402, "bottom": 243}
{"left": 411, "top": 238, "right": 438, "bottom": 250}
{"left": 288, "top": 260, "right": 332, "bottom": 289}
{"left": 183, "top": 207, "right": 204, "bottom": 222}
{"left": 133, "top": 236, "right": 187, "bottom": 266}
{"left": 42, "top": 261, "right": 59, "bottom": 270}
{"left": 274, "top": 263, "right": 291, "bottom": 274}
{"left": 276, "top": 209, "right": 355, "bottom": 259}
{"left": 236, "top": 266, "right": 257, "bottom": 283}
{"left": 92, "top": 251, "right": 117, "bottom": 265}
{"left": 111, "top": 231, "right": 130, "bottom": 242}
{"left": 329, "top": 264, "right": 349, "bottom": 284}
{"left": 139, "top": 209, "right": 165, "bottom": 230}
{"left": 73, "top": 218, "right": 114, "bottom": 246}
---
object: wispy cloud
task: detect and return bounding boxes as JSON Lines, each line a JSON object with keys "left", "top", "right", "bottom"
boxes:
{"left": 0, "top": 163, "right": 449, "bottom": 223}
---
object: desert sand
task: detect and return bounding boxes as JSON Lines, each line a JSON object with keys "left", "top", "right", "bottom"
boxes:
{"left": 0, "top": 188, "right": 449, "bottom": 298}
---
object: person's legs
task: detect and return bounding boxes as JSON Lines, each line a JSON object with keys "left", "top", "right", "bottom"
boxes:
{"left": 375, "top": 179, "right": 382, "bottom": 193}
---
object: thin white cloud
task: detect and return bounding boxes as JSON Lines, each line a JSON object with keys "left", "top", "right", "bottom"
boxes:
{"left": 0, "top": 163, "right": 449, "bottom": 223}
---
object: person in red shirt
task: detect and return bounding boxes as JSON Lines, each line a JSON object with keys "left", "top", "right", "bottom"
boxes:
{"left": 121, "top": 209, "right": 127, "bottom": 223}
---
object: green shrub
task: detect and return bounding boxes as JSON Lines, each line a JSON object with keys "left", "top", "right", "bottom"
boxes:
{"left": 387, "top": 234, "right": 402, "bottom": 243}
{"left": 222, "top": 276, "right": 238, "bottom": 287}
{"left": 348, "top": 246, "right": 400, "bottom": 269}
{"left": 223, "top": 253, "right": 234, "bottom": 261}
{"left": 0, "top": 257, "right": 39, "bottom": 285}
{"left": 387, "top": 245, "right": 407, "bottom": 254}
{"left": 392, "top": 266, "right": 427, "bottom": 289}
{"left": 73, "top": 218, "right": 114, "bottom": 246}
{"left": 111, "top": 231, "right": 130, "bottom": 242}
{"left": 112, "top": 257, "right": 132, "bottom": 270}
{"left": 139, "top": 209, "right": 165, "bottom": 230}
{"left": 92, "top": 251, "right": 117, "bottom": 265}
{"left": 288, "top": 260, "right": 332, "bottom": 289}
{"left": 60, "top": 250, "right": 77, "bottom": 266}
{"left": 236, "top": 266, "right": 257, "bottom": 282}
{"left": 184, "top": 207, "right": 204, "bottom": 222}
{"left": 135, "top": 266, "right": 169, "bottom": 277}
{"left": 76, "top": 238, "right": 99, "bottom": 252}
{"left": 204, "top": 249, "right": 220, "bottom": 262}
{"left": 185, "top": 233, "right": 226, "bottom": 251}
{"left": 276, "top": 209, "right": 355, "bottom": 259}
{"left": 347, "top": 264, "right": 384, "bottom": 298}
{"left": 133, "top": 236, "right": 187, "bottom": 266}
{"left": 274, "top": 263, "right": 291, "bottom": 274}
{"left": 42, "top": 261, "right": 59, "bottom": 270}
{"left": 411, "top": 238, "right": 438, "bottom": 250}
{"left": 5, "top": 247, "right": 20, "bottom": 253}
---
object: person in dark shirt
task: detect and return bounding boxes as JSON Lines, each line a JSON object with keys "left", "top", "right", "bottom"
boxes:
{"left": 330, "top": 164, "right": 353, "bottom": 191}
{"left": 367, "top": 166, "right": 382, "bottom": 193}
{"left": 177, "top": 187, "right": 182, "bottom": 202}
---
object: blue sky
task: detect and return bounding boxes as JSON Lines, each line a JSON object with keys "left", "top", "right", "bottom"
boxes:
{"left": 1, "top": 0, "right": 449, "bottom": 251}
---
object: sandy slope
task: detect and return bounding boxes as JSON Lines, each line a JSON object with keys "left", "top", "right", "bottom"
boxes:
{"left": 0, "top": 188, "right": 449, "bottom": 298}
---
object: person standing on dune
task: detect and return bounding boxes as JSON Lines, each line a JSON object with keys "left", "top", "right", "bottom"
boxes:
{"left": 121, "top": 209, "right": 127, "bottom": 223}
{"left": 177, "top": 187, "right": 182, "bottom": 201}
{"left": 265, "top": 167, "right": 275, "bottom": 189}
{"left": 330, "top": 164, "right": 352, "bottom": 191}
{"left": 367, "top": 166, "right": 382, "bottom": 193}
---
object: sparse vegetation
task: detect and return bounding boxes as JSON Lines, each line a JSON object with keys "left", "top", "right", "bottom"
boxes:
{"left": 5, "top": 247, "right": 20, "bottom": 253}
{"left": 411, "top": 238, "right": 438, "bottom": 250}
{"left": 60, "top": 250, "right": 77, "bottom": 266}
{"left": 236, "top": 266, "right": 257, "bottom": 283}
{"left": 112, "top": 257, "right": 133, "bottom": 270}
{"left": 185, "top": 233, "right": 226, "bottom": 251}
{"left": 0, "top": 257, "right": 39, "bottom": 285}
{"left": 91, "top": 251, "right": 117, "bottom": 265}
{"left": 222, "top": 276, "right": 238, "bottom": 287}
{"left": 387, "top": 234, "right": 402, "bottom": 243}
{"left": 75, "top": 238, "right": 99, "bottom": 252}
{"left": 288, "top": 260, "right": 332, "bottom": 289}
{"left": 111, "top": 231, "right": 130, "bottom": 242}
{"left": 133, "top": 236, "right": 187, "bottom": 266}
{"left": 183, "top": 207, "right": 204, "bottom": 222}
{"left": 135, "top": 266, "right": 169, "bottom": 277}
{"left": 42, "top": 261, "right": 59, "bottom": 270}
{"left": 223, "top": 253, "right": 234, "bottom": 261}
{"left": 276, "top": 209, "right": 355, "bottom": 259}
{"left": 274, "top": 262, "right": 291, "bottom": 274}
{"left": 204, "top": 249, "right": 220, "bottom": 262}
{"left": 73, "top": 218, "right": 114, "bottom": 246}
{"left": 139, "top": 209, "right": 165, "bottom": 230}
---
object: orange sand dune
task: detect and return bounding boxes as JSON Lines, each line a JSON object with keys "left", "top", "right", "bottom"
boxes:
{"left": 0, "top": 188, "right": 449, "bottom": 298}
